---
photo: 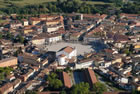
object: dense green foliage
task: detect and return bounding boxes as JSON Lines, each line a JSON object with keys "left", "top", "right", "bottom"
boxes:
{"left": 132, "top": 89, "right": 140, "bottom": 94}
{"left": 47, "top": 72, "right": 63, "bottom": 90}
{"left": 0, "top": 32, "right": 2, "bottom": 39}
{"left": 92, "top": 82, "right": 107, "bottom": 94}
{"left": 25, "top": 90, "right": 37, "bottom": 94}
{"left": 0, "top": 0, "right": 139, "bottom": 15}
{"left": 70, "top": 82, "right": 90, "bottom": 94}
{"left": 0, "top": 0, "right": 116, "bottom": 15}
{"left": 0, "top": 67, "right": 13, "bottom": 81}
{"left": 121, "top": 2, "right": 140, "bottom": 14}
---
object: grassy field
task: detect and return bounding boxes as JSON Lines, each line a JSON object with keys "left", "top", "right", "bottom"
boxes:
{"left": 0, "top": 0, "right": 112, "bottom": 8}
{"left": 9, "top": 0, "right": 56, "bottom": 6}
{"left": 0, "top": 0, "right": 56, "bottom": 8}
{"left": 0, "top": 19, "right": 8, "bottom": 24}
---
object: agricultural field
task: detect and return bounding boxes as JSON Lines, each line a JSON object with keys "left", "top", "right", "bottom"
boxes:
{"left": 0, "top": 0, "right": 56, "bottom": 8}
{"left": 0, "top": 0, "right": 112, "bottom": 8}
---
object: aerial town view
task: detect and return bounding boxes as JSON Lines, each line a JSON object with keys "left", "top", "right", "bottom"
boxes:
{"left": 0, "top": 0, "right": 140, "bottom": 94}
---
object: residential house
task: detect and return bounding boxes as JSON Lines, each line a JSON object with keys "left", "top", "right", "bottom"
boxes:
{"left": 40, "top": 14, "right": 59, "bottom": 21}
{"left": 11, "top": 79, "right": 21, "bottom": 89}
{"left": 70, "top": 32, "right": 81, "bottom": 41}
{"left": 32, "top": 36, "right": 46, "bottom": 46}
{"left": 101, "top": 61, "right": 112, "bottom": 68}
{"left": 45, "top": 33, "right": 62, "bottom": 44}
{"left": 75, "top": 58, "right": 93, "bottom": 69}
{"left": 22, "top": 19, "right": 29, "bottom": 26}
{"left": 10, "top": 20, "right": 22, "bottom": 29}
{"left": 45, "top": 24, "right": 64, "bottom": 33}
{"left": 29, "top": 17, "right": 41, "bottom": 25}
{"left": 113, "top": 34, "right": 129, "bottom": 48}
{"left": 0, "top": 57, "right": 17, "bottom": 67}
{"left": 41, "top": 58, "right": 48, "bottom": 66}
{"left": 22, "top": 26, "right": 33, "bottom": 34}
{"left": 32, "top": 33, "right": 62, "bottom": 45}
{"left": 46, "top": 19, "right": 61, "bottom": 26}
{"left": 20, "top": 69, "right": 35, "bottom": 81}
{"left": 0, "top": 83, "right": 13, "bottom": 94}
{"left": 18, "top": 52, "right": 41, "bottom": 66}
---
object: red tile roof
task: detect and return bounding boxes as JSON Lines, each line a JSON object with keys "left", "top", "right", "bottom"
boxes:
{"left": 30, "top": 17, "right": 40, "bottom": 21}
{"left": 0, "top": 83, "right": 13, "bottom": 94}
{"left": 63, "top": 46, "right": 74, "bottom": 54}
{"left": 62, "top": 72, "right": 72, "bottom": 88}
{"left": 87, "top": 68, "right": 97, "bottom": 84}
{"left": 84, "top": 68, "right": 97, "bottom": 87}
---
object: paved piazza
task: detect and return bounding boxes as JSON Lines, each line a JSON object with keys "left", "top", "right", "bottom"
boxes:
{"left": 46, "top": 42, "right": 94, "bottom": 55}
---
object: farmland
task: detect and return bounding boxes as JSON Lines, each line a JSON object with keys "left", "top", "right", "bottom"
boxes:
{"left": 0, "top": 0, "right": 56, "bottom": 8}
{"left": 0, "top": 0, "right": 112, "bottom": 8}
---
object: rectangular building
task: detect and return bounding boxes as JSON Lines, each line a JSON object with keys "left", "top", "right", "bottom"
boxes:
{"left": 0, "top": 57, "right": 17, "bottom": 67}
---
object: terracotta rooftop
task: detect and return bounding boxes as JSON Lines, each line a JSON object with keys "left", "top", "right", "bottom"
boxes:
{"left": 0, "top": 83, "right": 13, "bottom": 94}
{"left": 59, "top": 54, "right": 66, "bottom": 57}
{"left": 59, "top": 46, "right": 74, "bottom": 54}
{"left": 84, "top": 68, "right": 97, "bottom": 87}
{"left": 30, "top": 17, "right": 40, "bottom": 21}
{"left": 0, "top": 57, "right": 17, "bottom": 64}
{"left": 113, "top": 34, "right": 129, "bottom": 42}
{"left": 62, "top": 72, "right": 72, "bottom": 88}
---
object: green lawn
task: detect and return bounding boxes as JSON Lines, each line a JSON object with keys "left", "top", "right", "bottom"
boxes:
{"left": 0, "top": 0, "right": 112, "bottom": 8}
{"left": 9, "top": 0, "right": 56, "bottom": 6}
{"left": 0, "top": 19, "right": 7, "bottom": 24}
{"left": 0, "top": 0, "right": 56, "bottom": 8}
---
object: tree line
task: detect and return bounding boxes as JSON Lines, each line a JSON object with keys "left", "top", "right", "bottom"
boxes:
{"left": 0, "top": 0, "right": 139, "bottom": 15}
{"left": 0, "top": 0, "right": 139, "bottom": 16}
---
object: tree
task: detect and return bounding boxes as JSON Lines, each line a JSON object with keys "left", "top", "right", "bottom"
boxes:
{"left": 25, "top": 90, "right": 37, "bottom": 94}
{"left": 14, "top": 47, "right": 23, "bottom": 56}
{"left": 17, "top": 35, "right": 24, "bottom": 43}
{"left": 92, "top": 82, "right": 107, "bottom": 94}
{"left": 60, "top": 90, "right": 67, "bottom": 94}
{"left": 0, "top": 67, "right": 13, "bottom": 81}
{"left": 64, "top": 66, "right": 72, "bottom": 72}
{"left": 129, "top": 44, "right": 134, "bottom": 53}
{"left": 47, "top": 72, "right": 63, "bottom": 90}
{"left": 53, "top": 79, "right": 63, "bottom": 89}
{"left": 0, "top": 32, "right": 2, "bottom": 39}
{"left": 48, "top": 72, "right": 57, "bottom": 79}
{"left": 5, "top": 32, "right": 12, "bottom": 40}
{"left": 71, "top": 82, "right": 89, "bottom": 94}
{"left": 132, "top": 89, "right": 140, "bottom": 94}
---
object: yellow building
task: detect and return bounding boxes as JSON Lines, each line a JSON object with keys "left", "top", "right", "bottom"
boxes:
{"left": 23, "top": 29, "right": 33, "bottom": 34}
{"left": 29, "top": 17, "right": 41, "bottom": 25}
{"left": 134, "top": 45, "right": 140, "bottom": 49}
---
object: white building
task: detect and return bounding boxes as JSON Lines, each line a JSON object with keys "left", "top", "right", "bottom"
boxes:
{"left": 22, "top": 19, "right": 29, "bottom": 26}
{"left": 56, "top": 46, "right": 77, "bottom": 65}
{"left": 75, "top": 59, "right": 93, "bottom": 69}
{"left": 46, "top": 34, "right": 62, "bottom": 44}
{"left": 31, "top": 33, "right": 62, "bottom": 45}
